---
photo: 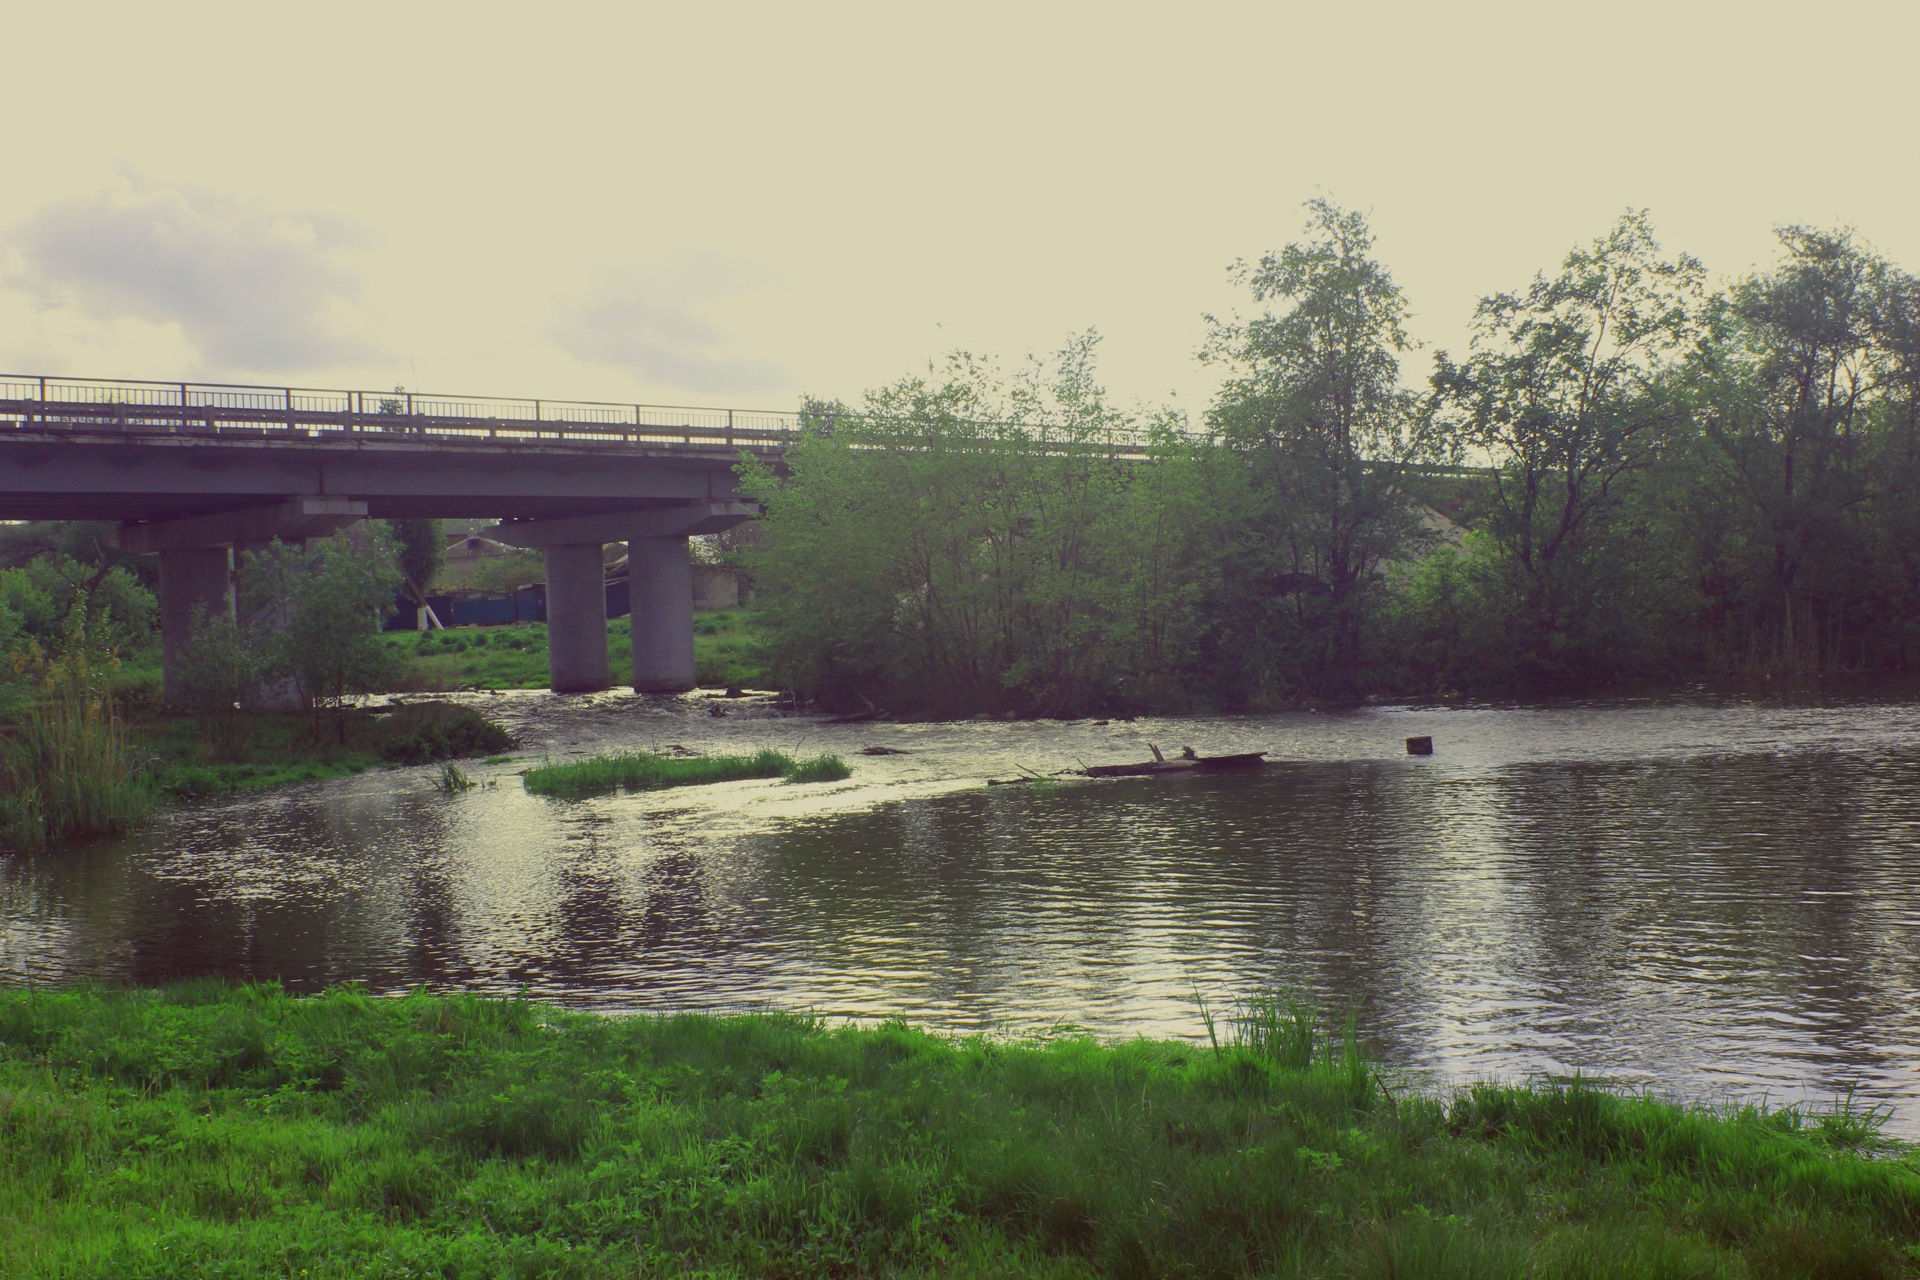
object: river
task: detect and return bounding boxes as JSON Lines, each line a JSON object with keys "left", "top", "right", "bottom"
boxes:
{"left": 4, "top": 689, "right": 1919, "bottom": 1132}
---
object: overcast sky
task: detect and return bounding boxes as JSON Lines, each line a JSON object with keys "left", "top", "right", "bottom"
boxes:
{"left": 2, "top": 1, "right": 1914, "bottom": 418}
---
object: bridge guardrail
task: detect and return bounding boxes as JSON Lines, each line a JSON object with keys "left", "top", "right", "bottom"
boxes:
{"left": 0, "top": 373, "right": 1161, "bottom": 456}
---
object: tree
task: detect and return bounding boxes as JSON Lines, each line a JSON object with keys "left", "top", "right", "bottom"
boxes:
{"left": 1693, "top": 227, "right": 1886, "bottom": 669}
{"left": 1432, "top": 210, "right": 1703, "bottom": 680}
{"left": 242, "top": 533, "right": 404, "bottom": 742}
{"left": 389, "top": 518, "right": 447, "bottom": 626}
{"left": 739, "top": 336, "right": 1147, "bottom": 717}
{"left": 1858, "top": 264, "right": 1920, "bottom": 665}
{"left": 174, "top": 607, "right": 270, "bottom": 760}
{"left": 1202, "top": 199, "right": 1435, "bottom": 695}
{"left": 391, "top": 519, "right": 446, "bottom": 596}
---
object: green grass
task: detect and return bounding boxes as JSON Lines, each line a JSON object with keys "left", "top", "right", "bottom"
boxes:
{"left": 782, "top": 752, "right": 852, "bottom": 784}
{"left": 129, "top": 709, "right": 388, "bottom": 800}
{"left": 523, "top": 748, "right": 848, "bottom": 798}
{"left": 0, "top": 983, "right": 1912, "bottom": 1279}
{"left": 385, "top": 611, "right": 764, "bottom": 691}
{"left": 124, "top": 704, "right": 515, "bottom": 800}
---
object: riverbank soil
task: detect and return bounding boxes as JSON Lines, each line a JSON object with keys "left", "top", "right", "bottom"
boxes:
{"left": 386, "top": 611, "right": 763, "bottom": 691}
{"left": 0, "top": 986, "right": 1912, "bottom": 1278}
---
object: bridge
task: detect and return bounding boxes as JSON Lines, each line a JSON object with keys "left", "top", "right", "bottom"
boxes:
{"left": 5, "top": 372, "right": 1453, "bottom": 704}
{"left": 0, "top": 373, "right": 834, "bottom": 701}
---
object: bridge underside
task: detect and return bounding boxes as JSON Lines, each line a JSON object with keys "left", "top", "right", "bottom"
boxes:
{"left": 0, "top": 426, "right": 770, "bottom": 700}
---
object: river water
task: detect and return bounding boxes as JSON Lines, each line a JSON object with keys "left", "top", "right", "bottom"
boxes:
{"left": 4, "top": 690, "right": 1919, "bottom": 1132}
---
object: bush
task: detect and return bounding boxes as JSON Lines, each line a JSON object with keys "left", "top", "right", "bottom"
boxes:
{"left": 376, "top": 704, "right": 517, "bottom": 766}
{"left": 173, "top": 608, "right": 269, "bottom": 761}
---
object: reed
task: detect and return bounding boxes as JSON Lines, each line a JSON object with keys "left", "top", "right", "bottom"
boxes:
{"left": 0, "top": 687, "right": 150, "bottom": 848}
{"left": 433, "top": 761, "right": 475, "bottom": 793}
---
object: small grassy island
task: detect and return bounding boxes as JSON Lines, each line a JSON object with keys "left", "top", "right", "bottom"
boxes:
{"left": 523, "top": 748, "right": 850, "bottom": 798}
{"left": 0, "top": 985, "right": 1913, "bottom": 1279}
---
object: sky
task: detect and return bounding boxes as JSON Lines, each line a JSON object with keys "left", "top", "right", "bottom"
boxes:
{"left": 2, "top": 1, "right": 1916, "bottom": 420}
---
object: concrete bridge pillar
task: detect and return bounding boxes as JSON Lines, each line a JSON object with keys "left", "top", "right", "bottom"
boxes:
{"left": 157, "top": 547, "right": 235, "bottom": 704}
{"left": 628, "top": 535, "right": 696, "bottom": 693}
{"left": 544, "top": 542, "right": 611, "bottom": 693}
{"left": 481, "top": 502, "right": 755, "bottom": 697}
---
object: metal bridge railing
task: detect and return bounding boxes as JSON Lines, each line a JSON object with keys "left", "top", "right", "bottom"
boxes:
{"left": 0, "top": 373, "right": 1161, "bottom": 456}
{"left": 0, "top": 374, "right": 814, "bottom": 450}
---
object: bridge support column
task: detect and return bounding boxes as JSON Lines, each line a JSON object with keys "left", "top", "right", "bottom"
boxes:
{"left": 544, "top": 542, "right": 610, "bottom": 693}
{"left": 158, "top": 546, "right": 234, "bottom": 704}
{"left": 481, "top": 503, "right": 754, "bottom": 697}
{"left": 629, "top": 535, "right": 695, "bottom": 693}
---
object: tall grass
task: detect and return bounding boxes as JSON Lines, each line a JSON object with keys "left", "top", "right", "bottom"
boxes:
{"left": 0, "top": 983, "right": 1913, "bottom": 1279}
{"left": 0, "top": 608, "right": 151, "bottom": 848}
{"left": 523, "top": 748, "right": 848, "bottom": 798}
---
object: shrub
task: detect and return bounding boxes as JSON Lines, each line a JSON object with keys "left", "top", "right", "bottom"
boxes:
{"left": 377, "top": 704, "right": 517, "bottom": 766}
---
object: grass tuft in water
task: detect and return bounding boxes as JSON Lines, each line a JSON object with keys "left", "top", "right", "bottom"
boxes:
{"left": 523, "top": 747, "right": 849, "bottom": 798}
{"left": 781, "top": 752, "right": 850, "bottom": 784}
{"left": 432, "top": 761, "right": 474, "bottom": 793}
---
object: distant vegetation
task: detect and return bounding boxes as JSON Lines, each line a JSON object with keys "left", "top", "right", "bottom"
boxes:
{"left": 0, "top": 983, "right": 1913, "bottom": 1278}
{"left": 0, "top": 526, "right": 519, "bottom": 845}
{"left": 742, "top": 204, "right": 1920, "bottom": 716}
{"left": 388, "top": 611, "right": 762, "bottom": 691}
{"left": 523, "top": 748, "right": 848, "bottom": 799}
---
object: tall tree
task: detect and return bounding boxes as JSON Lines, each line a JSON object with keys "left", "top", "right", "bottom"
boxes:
{"left": 1433, "top": 210, "right": 1703, "bottom": 679}
{"left": 389, "top": 518, "right": 446, "bottom": 624}
{"left": 1202, "top": 199, "right": 1432, "bottom": 694}
{"left": 1694, "top": 227, "right": 1885, "bottom": 669}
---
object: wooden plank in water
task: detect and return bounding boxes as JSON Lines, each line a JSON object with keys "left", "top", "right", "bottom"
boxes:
{"left": 1083, "top": 751, "right": 1267, "bottom": 778}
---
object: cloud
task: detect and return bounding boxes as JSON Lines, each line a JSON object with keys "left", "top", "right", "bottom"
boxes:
{"left": 553, "top": 252, "right": 790, "bottom": 397}
{"left": 4, "top": 176, "right": 381, "bottom": 373}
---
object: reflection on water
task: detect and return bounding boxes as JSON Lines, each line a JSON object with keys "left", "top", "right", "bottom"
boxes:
{"left": 4, "top": 692, "right": 1920, "bottom": 1131}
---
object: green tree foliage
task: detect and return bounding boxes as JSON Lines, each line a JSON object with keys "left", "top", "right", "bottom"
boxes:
{"left": 241, "top": 534, "right": 404, "bottom": 742}
{"left": 0, "top": 554, "right": 156, "bottom": 658}
{"left": 749, "top": 208, "right": 1920, "bottom": 709}
{"left": 1432, "top": 211, "right": 1704, "bottom": 683}
{"left": 460, "top": 547, "right": 543, "bottom": 598}
{"left": 1202, "top": 200, "right": 1437, "bottom": 695}
{"left": 741, "top": 336, "right": 1236, "bottom": 716}
{"left": 1691, "top": 227, "right": 1909, "bottom": 670}
{"left": 173, "top": 607, "right": 270, "bottom": 761}
{"left": 389, "top": 518, "right": 446, "bottom": 603}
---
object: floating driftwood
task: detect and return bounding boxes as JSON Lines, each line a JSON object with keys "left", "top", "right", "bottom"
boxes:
{"left": 1082, "top": 750, "right": 1268, "bottom": 779}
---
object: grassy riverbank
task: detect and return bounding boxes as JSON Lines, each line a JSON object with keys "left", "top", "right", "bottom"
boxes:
{"left": 523, "top": 748, "right": 850, "bottom": 798}
{"left": 130, "top": 703, "right": 515, "bottom": 799}
{"left": 0, "top": 986, "right": 1913, "bottom": 1279}
{"left": 388, "top": 611, "right": 764, "bottom": 691}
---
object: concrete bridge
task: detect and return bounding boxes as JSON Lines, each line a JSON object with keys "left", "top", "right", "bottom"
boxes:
{"left": 0, "top": 373, "right": 816, "bottom": 700}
